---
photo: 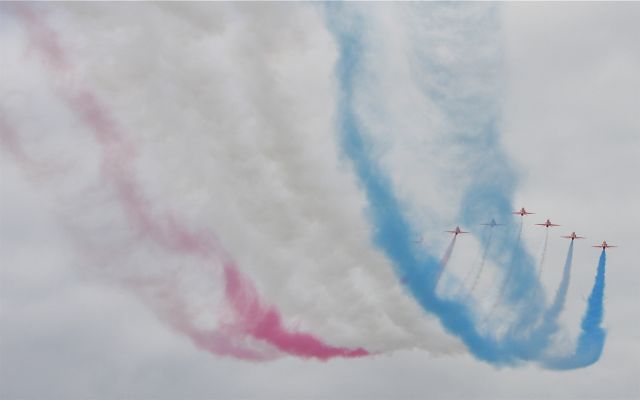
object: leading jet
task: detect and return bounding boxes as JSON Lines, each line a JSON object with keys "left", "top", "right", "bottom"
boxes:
{"left": 593, "top": 240, "right": 617, "bottom": 250}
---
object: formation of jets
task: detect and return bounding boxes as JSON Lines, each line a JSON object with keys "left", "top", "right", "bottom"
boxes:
{"left": 433, "top": 207, "right": 617, "bottom": 251}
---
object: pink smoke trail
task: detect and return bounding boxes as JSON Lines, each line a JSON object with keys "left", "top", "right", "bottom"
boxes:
{"left": 223, "top": 265, "right": 368, "bottom": 360}
{"left": 12, "top": 4, "right": 369, "bottom": 360}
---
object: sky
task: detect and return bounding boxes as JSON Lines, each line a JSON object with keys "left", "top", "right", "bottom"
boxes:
{"left": 1, "top": 3, "right": 639, "bottom": 399}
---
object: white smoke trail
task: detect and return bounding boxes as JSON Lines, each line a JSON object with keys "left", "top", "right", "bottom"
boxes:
{"left": 1, "top": 3, "right": 463, "bottom": 354}
{"left": 537, "top": 228, "right": 550, "bottom": 280}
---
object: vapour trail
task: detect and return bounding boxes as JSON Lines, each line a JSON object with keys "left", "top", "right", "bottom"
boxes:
{"left": 466, "top": 227, "right": 495, "bottom": 297}
{"left": 537, "top": 229, "right": 550, "bottom": 280}
{"left": 434, "top": 235, "right": 457, "bottom": 288}
{"left": 484, "top": 217, "right": 524, "bottom": 321}
{"left": 543, "top": 250, "right": 607, "bottom": 370}
{"left": 456, "top": 226, "right": 488, "bottom": 296}
{"left": 12, "top": 4, "right": 368, "bottom": 361}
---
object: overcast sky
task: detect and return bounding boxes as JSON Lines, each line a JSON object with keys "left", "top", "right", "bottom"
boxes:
{"left": 1, "top": 3, "right": 639, "bottom": 399}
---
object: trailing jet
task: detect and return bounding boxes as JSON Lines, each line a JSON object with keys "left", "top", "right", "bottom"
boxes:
{"left": 562, "top": 232, "right": 585, "bottom": 241}
{"left": 481, "top": 218, "right": 503, "bottom": 228}
{"left": 513, "top": 207, "right": 535, "bottom": 216}
{"left": 445, "top": 226, "right": 469, "bottom": 236}
{"left": 536, "top": 219, "right": 560, "bottom": 228}
{"left": 593, "top": 240, "right": 617, "bottom": 250}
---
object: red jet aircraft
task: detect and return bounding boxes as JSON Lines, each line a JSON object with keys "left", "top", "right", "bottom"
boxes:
{"left": 536, "top": 219, "right": 560, "bottom": 228}
{"left": 513, "top": 207, "right": 535, "bottom": 216}
{"left": 593, "top": 241, "right": 617, "bottom": 250}
{"left": 445, "top": 226, "right": 469, "bottom": 236}
{"left": 562, "top": 232, "right": 585, "bottom": 241}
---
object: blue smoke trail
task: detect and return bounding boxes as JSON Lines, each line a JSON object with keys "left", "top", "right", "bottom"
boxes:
{"left": 326, "top": 6, "right": 508, "bottom": 364}
{"left": 325, "top": 3, "right": 604, "bottom": 368}
{"left": 511, "top": 241, "right": 574, "bottom": 360}
{"left": 543, "top": 250, "right": 607, "bottom": 369}
{"left": 540, "top": 241, "right": 574, "bottom": 332}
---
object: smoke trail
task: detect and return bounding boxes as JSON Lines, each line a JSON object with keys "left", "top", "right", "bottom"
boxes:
{"left": 465, "top": 227, "right": 495, "bottom": 297}
{"left": 543, "top": 250, "right": 607, "bottom": 370}
{"left": 13, "top": 4, "right": 368, "bottom": 361}
{"left": 484, "top": 217, "right": 524, "bottom": 320}
{"left": 326, "top": 6, "right": 525, "bottom": 365}
{"left": 544, "top": 241, "right": 574, "bottom": 328}
{"left": 503, "top": 241, "right": 574, "bottom": 361}
{"left": 455, "top": 226, "right": 488, "bottom": 296}
{"left": 223, "top": 265, "right": 368, "bottom": 360}
{"left": 327, "top": 5, "right": 564, "bottom": 365}
{"left": 434, "top": 235, "right": 457, "bottom": 288}
{"left": 537, "top": 229, "right": 550, "bottom": 280}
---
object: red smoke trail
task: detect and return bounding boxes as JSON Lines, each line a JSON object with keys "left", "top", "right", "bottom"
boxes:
{"left": 11, "top": 4, "right": 368, "bottom": 360}
{"left": 223, "top": 265, "right": 368, "bottom": 360}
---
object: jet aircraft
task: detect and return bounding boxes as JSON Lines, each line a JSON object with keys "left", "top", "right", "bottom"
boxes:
{"left": 481, "top": 218, "right": 503, "bottom": 228}
{"left": 562, "top": 232, "right": 585, "bottom": 241}
{"left": 445, "top": 226, "right": 469, "bottom": 236}
{"left": 513, "top": 207, "right": 535, "bottom": 216}
{"left": 593, "top": 240, "right": 617, "bottom": 250}
{"left": 536, "top": 219, "right": 560, "bottom": 228}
